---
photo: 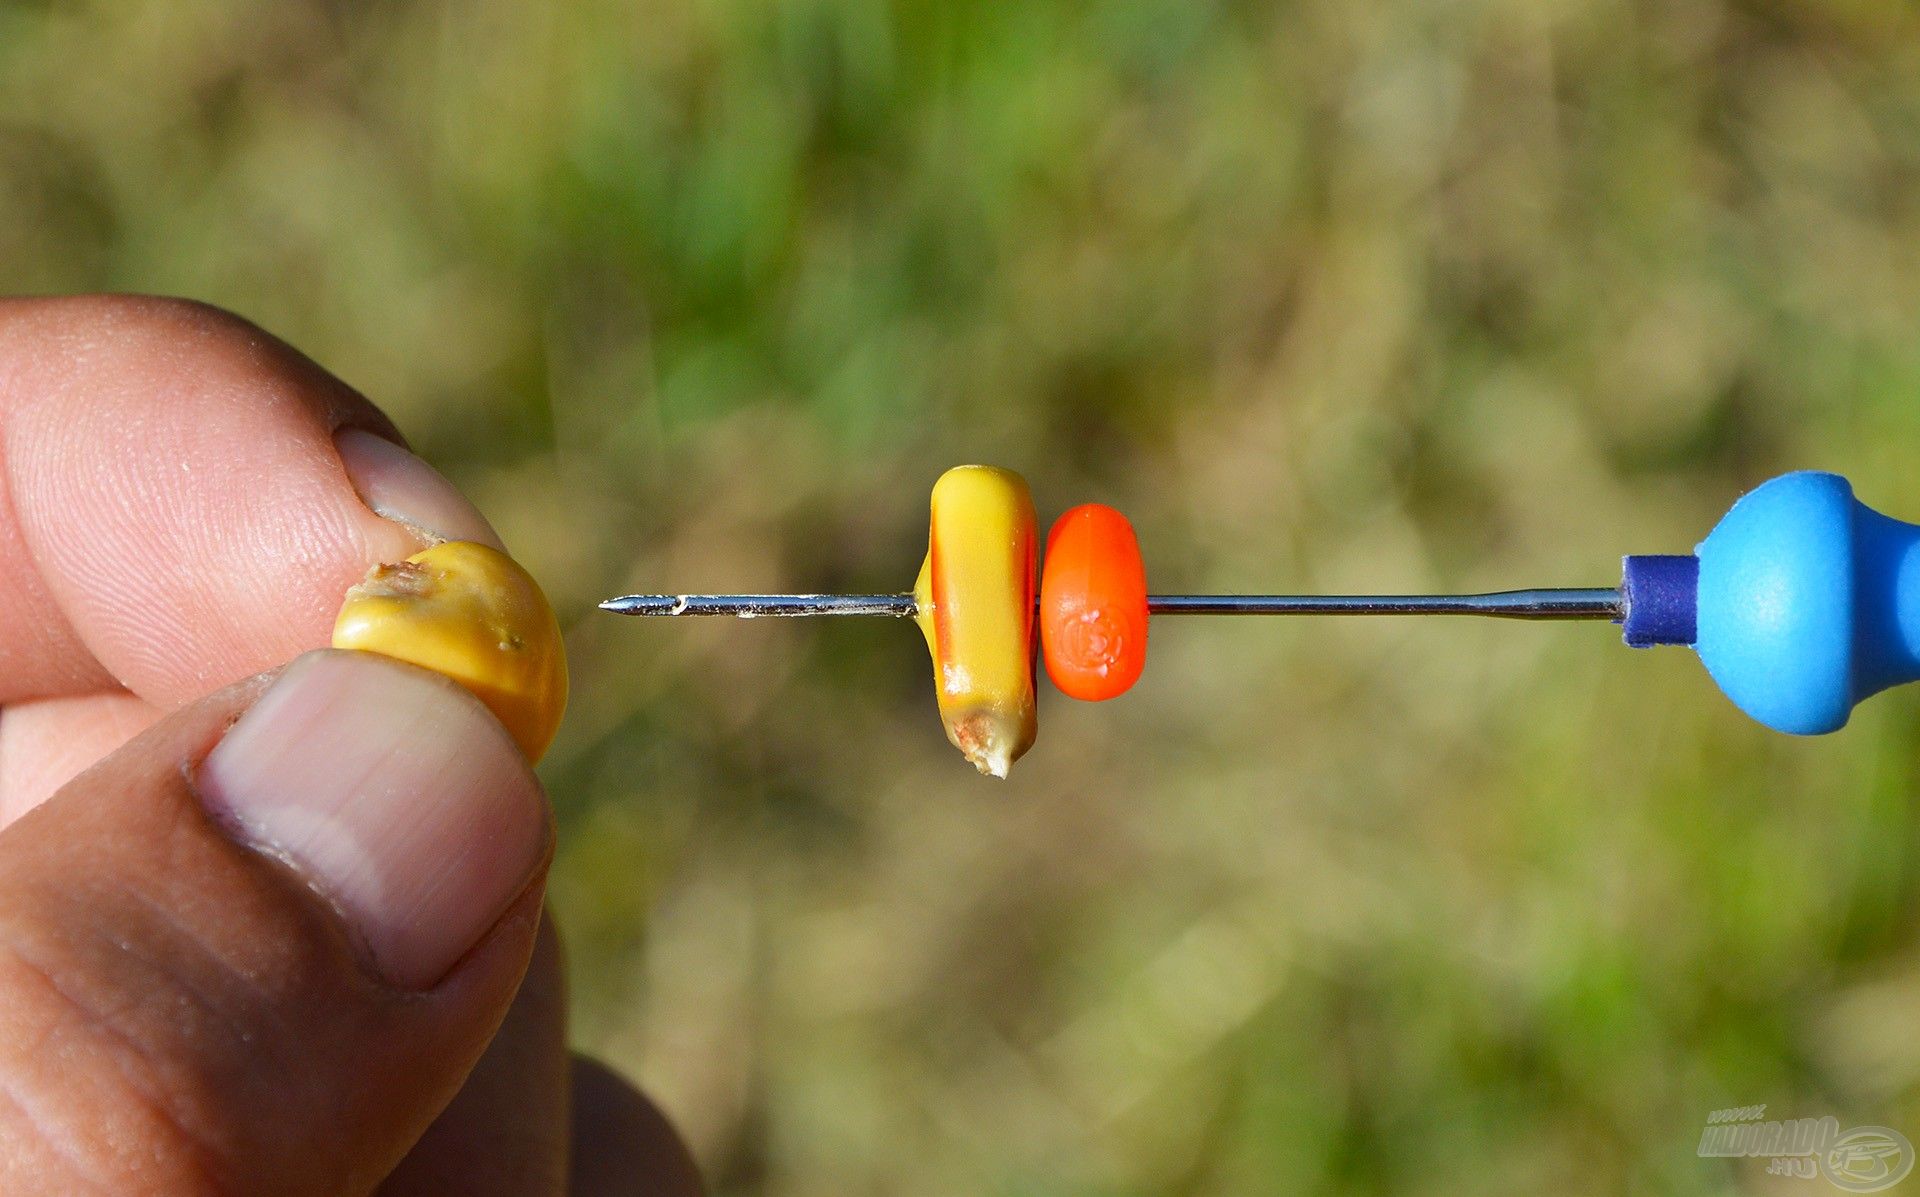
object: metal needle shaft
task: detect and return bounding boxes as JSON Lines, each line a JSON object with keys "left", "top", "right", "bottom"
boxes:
{"left": 598, "top": 588, "right": 1624, "bottom": 621}
{"left": 600, "top": 594, "right": 918, "bottom": 618}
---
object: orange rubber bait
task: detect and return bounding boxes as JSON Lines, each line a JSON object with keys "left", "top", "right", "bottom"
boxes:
{"left": 1040, "top": 503, "right": 1149, "bottom": 701}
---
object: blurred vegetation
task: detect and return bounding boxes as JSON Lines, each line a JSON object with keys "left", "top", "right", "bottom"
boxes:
{"left": 9, "top": 0, "right": 1920, "bottom": 1191}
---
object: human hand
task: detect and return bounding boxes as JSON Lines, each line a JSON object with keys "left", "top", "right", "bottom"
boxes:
{"left": 0, "top": 296, "right": 701, "bottom": 1195}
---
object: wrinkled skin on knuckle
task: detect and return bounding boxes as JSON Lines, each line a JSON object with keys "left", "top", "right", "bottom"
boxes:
{"left": 0, "top": 912, "right": 249, "bottom": 1194}
{"left": 0, "top": 788, "right": 376, "bottom": 1194}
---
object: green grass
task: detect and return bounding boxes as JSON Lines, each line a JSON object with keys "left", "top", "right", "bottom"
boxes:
{"left": 8, "top": 0, "right": 1920, "bottom": 1191}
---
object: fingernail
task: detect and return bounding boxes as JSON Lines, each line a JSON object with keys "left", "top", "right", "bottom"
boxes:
{"left": 336, "top": 427, "right": 505, "bottom": 550}
{"left": 196, "top": 651, "right": 550, "bottom": 988}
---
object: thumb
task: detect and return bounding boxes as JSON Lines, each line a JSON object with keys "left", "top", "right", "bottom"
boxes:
{"left": 0, "top": 650, "right": 552, "bottom": 1195}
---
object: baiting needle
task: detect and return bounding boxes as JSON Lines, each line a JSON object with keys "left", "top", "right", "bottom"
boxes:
{"left": 597, "top": 588, "right": 1626, "bottom": 620}
{"left": 597, "top": 471, "right": 1920, "bottom": 740}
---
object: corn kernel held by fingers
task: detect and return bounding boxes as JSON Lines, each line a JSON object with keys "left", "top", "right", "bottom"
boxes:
{"left": 332, "top": 540, "right": 569, "bottom": 762}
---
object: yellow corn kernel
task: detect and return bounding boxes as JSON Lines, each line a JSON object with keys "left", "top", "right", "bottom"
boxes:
{"left": 332, "top": 540, "right": 569, "bottom": 762}
{"left": 912, "top": 465, "right": 1038, "bottom": 778}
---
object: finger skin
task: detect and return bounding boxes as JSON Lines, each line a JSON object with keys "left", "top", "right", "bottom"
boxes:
{"left": 0, "top": 672, "right": 545, "bottom": 1195}
{"left": 377, "top": 922, "right": 708, "bottom": 1197}
{"left": 568, "top": 1058, "right": 705, "bottom": 1197}
{"left": 0, "top": 294, "right": 418, "bottom": 707}
{"left": 379, "top": 913, "right": 571, "bottom": 1196}
{"left": 0, "top": 691, "right": 162, "bottom": 825}
{"left": 0, "top": 295, "right": 703, "bottom": 1193}
{"left": 375, "top": 920, "right": 708, "bottom": 1197}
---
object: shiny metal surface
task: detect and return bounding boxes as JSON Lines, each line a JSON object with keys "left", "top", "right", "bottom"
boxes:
{"left": 600, "top": 588, "right": 1624, "bottom": 621}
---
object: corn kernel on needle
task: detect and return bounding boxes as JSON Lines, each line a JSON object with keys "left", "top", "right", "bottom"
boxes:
{"left": 598, "top": 589, "right": 1623, "bottom": 620}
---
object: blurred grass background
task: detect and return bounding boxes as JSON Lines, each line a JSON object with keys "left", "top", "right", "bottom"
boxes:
{"left": 7, "top": 0, "right": 1920, "bottom": 1191}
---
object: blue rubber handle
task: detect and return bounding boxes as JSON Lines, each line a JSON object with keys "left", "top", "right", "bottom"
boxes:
{"left": 1622, "top": 471, "right": 1920, "bottom": 734}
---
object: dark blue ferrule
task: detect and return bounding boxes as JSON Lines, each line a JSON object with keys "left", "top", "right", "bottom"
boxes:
{"left": 1621, "top": 554, "right": 1699, "bottom": 647}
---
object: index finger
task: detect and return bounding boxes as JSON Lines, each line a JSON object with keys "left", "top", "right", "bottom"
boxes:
{"left": 0, "top": 295, "right": 502, "bottom": 708}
